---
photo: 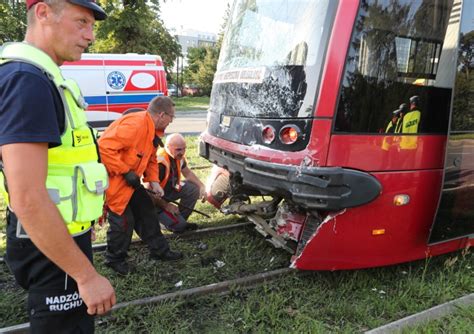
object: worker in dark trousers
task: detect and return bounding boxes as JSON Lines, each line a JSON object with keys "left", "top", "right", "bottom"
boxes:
{"left": 98, "top": 96, "right": 183, "bottom": 276}
{"left": 0, "top": 1, "right": 115, "bottom": 332}
{"left": 151, "top": 133, "right": 206, "bottom": 233}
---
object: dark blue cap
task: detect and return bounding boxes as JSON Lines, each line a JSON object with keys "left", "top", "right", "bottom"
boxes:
{"left": 27, "top": 0, "right": 107, "bottom": 20}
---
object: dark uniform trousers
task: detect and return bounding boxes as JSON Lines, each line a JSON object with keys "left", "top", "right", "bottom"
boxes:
{"left": 105, "top": 186, "right": 169, "bottom": 264}
{"left": 5, "top": 210, "right": 94, "bottom": 334}
{"left": 157, "top": 181, "right": 200, "bottom": 232}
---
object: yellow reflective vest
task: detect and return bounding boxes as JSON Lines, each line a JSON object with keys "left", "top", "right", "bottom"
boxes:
{"left": 398, "top": 110, "right": 420, "bottom": 150}
{"left": 398, "top": 110, "right": 421, "bottom": 134}
{"left": 0, "top": 43, "right": 109, "bottom": 236}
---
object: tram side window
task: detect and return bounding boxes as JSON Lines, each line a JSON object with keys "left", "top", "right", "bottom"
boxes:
{"left": 334, "top": 0, "right": 456, "bottom": 134}
{"left": 450, "top": 20, "right": 474, "bottom": 132}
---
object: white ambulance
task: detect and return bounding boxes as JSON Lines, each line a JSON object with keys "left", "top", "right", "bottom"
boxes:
{"left": 61, "top": 53, "right": 169, "bottom": 128}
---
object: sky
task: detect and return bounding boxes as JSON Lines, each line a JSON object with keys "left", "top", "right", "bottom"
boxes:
{"left": 160, "top": 0, "right": 232, "bottom": 35}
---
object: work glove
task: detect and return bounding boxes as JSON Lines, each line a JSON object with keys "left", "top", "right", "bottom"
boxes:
{"left": 166, "top": 203, "right": 180, "bottom": 217}
{"left": 199, "top": 185, "right": 207, "bottom": 203}
{"left": 150, "top": 181, "right": 165, "bottom": 197}
{"left": 123, "top": 171, "right": 141, "bottom": 189}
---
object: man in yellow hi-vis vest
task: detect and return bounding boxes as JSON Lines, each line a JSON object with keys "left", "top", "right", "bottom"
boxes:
{"left": 0, "top": 1, "right": 115, "bottom": 332}
{"left": 399, "top": 96, "right": 421, "bottom": 134}
{"left": 398, "top": 95, "right": 421, "bottom": 149}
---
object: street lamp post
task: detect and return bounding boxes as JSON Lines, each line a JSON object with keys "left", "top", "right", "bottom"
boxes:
{"left": 176, "top": 56, "right": 179, "bottom": 98}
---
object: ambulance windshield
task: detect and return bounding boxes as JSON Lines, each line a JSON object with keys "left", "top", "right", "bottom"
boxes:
{"left": 210, "top": 0, "right": 337, "bottom": 118}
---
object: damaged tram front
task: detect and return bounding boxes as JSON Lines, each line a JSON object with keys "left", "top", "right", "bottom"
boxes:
{"left": 200, "top": 0, "right": 474, "bottom": 270}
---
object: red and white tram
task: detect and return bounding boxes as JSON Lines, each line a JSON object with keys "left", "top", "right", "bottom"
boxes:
{"left": 200, "top": 0, "right": 474, "bottom": 270}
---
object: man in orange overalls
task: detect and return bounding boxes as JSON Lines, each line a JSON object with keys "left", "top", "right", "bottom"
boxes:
{"left": 98, "top": 96, "right": 182, "bottom": 275}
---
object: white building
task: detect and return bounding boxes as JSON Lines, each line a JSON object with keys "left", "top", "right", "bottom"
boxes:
{"left": 171, "top": 28, "right": 217, "bottom": 70}
{"left": 177, "top": 28, "right": 217, "bottom": 55}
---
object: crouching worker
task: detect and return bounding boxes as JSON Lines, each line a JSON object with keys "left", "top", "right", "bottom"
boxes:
{"left": 150, "top": 133, "right": 206, "bottom": 233}
{"left": 98, "top": 96, "right": 183, "bottom": 275}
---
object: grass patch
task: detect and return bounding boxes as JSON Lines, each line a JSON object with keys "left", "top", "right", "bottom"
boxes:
{"left": 95, "top": 250, "right": 473, "bottom": 333}
{"left": 1, "top": 227, "right": 291, "bottom": 327}
{"left": 1, "top": 135, "right": 473, "bottom": 332}
{"left": 172, "top": 96, "right": 210, "bottom": 111}
{"left": 0, "top": 206, "right": 4, "bottom": 252}
{"left": 450, "top": 134, "right": 474, "bottom": 140}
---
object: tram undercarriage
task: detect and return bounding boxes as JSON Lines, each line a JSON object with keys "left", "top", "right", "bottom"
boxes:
{"left": 206, "top": 165, "right": 350, "bottom": 265}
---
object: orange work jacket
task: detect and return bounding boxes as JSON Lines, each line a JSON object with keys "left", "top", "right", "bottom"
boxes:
{"left": 157, "top": 147, "right": 185, "bottom": 191}
{"left": 98, "top": 111, "right": 161, "bottom": 215}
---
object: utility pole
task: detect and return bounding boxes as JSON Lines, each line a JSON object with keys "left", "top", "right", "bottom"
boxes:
{"left": 181, "top": 56, "right": 184, "bottom": 89}
{"left": 176, "top": 56, "right": 179, "bottom": 98}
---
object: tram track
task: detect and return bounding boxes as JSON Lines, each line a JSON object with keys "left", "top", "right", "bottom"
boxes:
{"left": 91, "top": 221, "right": 252, "bottom": 252}
{"left": 1, "top": 268, "right": 472, "bottom": 334}
{"left": 0, "top": 222, "right": 253, "bottom": 262}
{"left": 1, "top": 215, "right": 472, "bottom": 332}
{"left": 365, "top": 293, "right": 474, "bottom": 334}
{"left": 0, "top": 267, "right": 294, "bottom": 334}
{"left": 1, "top": 219, "right": 292, "bottom": 333}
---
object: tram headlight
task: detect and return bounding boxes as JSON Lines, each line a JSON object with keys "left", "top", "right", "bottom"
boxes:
{"left": 262, "top": 125, "right": 276, "bottom": 144}
{"left": 279, "top": 125, "right": 300, "bottom": 145}
{"left": 393, "top": 194, "right": 410, "bottom": 206}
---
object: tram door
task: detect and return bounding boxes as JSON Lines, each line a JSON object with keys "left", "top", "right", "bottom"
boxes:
{"left": 430, "top": 0, "right": 474, "bottom": 243}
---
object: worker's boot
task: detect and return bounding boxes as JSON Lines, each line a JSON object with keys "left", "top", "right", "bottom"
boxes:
{"left": 150, "top": 249, "right": 183, "bottom": 261}
{"left": 173, "top": 223, "right": 198, "bottom": 234}
{"left": 185, "top": 223, "right": 199, "bottom": 231}
{"left": 105, "top": 261, "right": 130, "bottom": 275}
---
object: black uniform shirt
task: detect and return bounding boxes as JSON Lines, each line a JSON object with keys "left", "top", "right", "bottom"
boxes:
{"left": 159, "top": 155, "right": 187, "bottom": 194}
{"left": 0, "top": 61, "right": 64, "bottom": 147}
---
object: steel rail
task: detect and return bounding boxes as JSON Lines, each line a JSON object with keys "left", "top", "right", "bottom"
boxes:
{"left": 112, "top": 267, "right": 293, "bottom": 310}
{"left": 91, "top": 221, "right": 252, "bottom": 251}
{"left": 145, "top": 188, "right": 211, "bottom": 218}
{"left": 187, "top": 164, "right": 212, "bottom": 170}
{"left": 0, "top": 222, "right": 253, "bottom": 261}
{"left": 365, "top": 293, "right": 474, "bottom": 334}
{"left": 0, "top": 267, "right": 293, "bottom": 334}
{"left": 2, "top": 259, "right": 473, "bottom": 333}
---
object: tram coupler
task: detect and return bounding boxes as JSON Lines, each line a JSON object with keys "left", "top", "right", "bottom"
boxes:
{"left": 221, "top": 197, "right": 281, "bottom": 218}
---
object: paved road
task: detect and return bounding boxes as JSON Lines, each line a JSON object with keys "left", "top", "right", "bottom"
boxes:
{"left": 165, "top": 110, "right": 207, "bottom": 135}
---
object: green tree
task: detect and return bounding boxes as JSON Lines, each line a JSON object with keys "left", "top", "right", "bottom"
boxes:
{"left": 183, "top": 46, "right": 219, "bottom": 96}
{"left": 90, "top": 0, "right": 181, "bottom": 73}
{"left": 216, "top": 2, "right": 231, "bottom": 50}
{"left": 182, "top": 4, "right": 230, "bottom": 95}
{"left": 0, "top": 0, "right": 26, "bottom": 44}
{"left": 183, "top": 47, "right": 207, "bottom": 83}
{"left": 193, "top": 47, "right": 220, "bottom": 95}
{"left": 451, "top": 30, "right": 474, "bottom": 131}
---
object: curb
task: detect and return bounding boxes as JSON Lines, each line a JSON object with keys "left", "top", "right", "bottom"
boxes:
{"left": 365, "top": 293, "right": 474, "bottom": 333}
{"left": 164, "top": 131, "right": 202, "bottom": 137}
{"left": 174, "top": 110, "right": 207, "bottom": 115}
